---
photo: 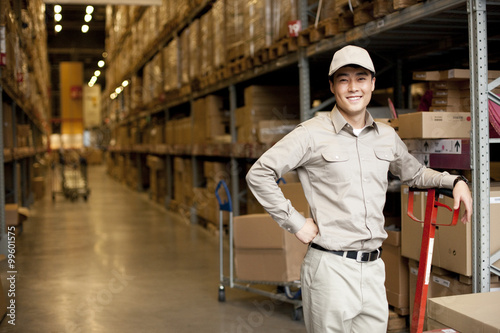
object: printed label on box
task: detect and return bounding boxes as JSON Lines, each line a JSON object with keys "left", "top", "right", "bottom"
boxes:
{"left": 432, "top": 275, "right": 451, "bottom": 288}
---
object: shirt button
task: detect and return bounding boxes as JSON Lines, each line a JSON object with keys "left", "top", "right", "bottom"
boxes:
{"left": 363, "top": 178, "right": 368, "bottom": 182}
{"left": 335, "top": 155, "right": 339, "bottom": 159}
{"left": 287, "top": 228, "right": 291, "bottom": 231}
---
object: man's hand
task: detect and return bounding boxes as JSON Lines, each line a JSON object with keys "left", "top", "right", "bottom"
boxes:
{"left": 453, "top": 180, "right": 473, "bottom": 223}
{"left": 295, "top": 218, "right": 319, "bottom": 244}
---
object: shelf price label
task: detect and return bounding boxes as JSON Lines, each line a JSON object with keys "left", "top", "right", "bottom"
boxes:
{"left": 1, "top": 25, "right": 6, "bottom": 66}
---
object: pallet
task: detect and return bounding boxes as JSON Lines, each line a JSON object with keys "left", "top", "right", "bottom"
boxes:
{"left": 388, "top": 307, "right": 409, "bottom": 332}
{"left": 227, "top": 57, "right": 246, "bottom": 76}
{"left": 298, "top": 18, "right": 340, "bottom": 46}
{"left": 373, "top": 0, "right": 395, "bottom": 17}
{"left": 269, "top": 38, "right": 298, "bottom": 60}
{"left": 252, "top": 47, "right": 270, "bottom": 66}
{"left": 393, "top": 0, "right": 419, "bottom": 10}
{"left": 354, "top": 1, "right": 375, "bottom": 26}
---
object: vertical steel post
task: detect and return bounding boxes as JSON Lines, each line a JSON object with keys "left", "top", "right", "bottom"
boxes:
{"left": 229, "top": 84, "right": 239, "bottom": 216}
{"left": 467, "top": 0, "right": 490, "bottom": 293}
{"left": 298, "top": 0, "right": 311, "bottom": 121}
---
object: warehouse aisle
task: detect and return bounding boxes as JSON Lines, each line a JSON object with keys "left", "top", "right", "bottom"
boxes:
{"left": 0, "top": 165, "right": 306, "bottom": 333}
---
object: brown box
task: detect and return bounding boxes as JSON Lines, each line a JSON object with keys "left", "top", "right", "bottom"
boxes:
{"left": 427, "top": 292, "right": 500, "bottom": 333}
{"left": 382, "top": 229, "right": 409, "bottom": 310}
{"left": 279, "top": 182, "right": 310, "bottom": 218}
{"left": 257, "top": 119, "right": 299, "bottom": 144}
{"left": 233, "top": 214, "right": 308, "bottom": 282}
{"left": 402, "top": 184, "right": 500, "bottom": 277}
{"left": 398, "top": 112, "right": 471, "bottom": 139}
{"left": 413, "top": 71, "right": 441, "bottom": 81}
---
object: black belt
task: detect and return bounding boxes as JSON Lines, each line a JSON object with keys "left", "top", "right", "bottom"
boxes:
{"left": 311, "top": 243, "right": 382, "bottom": 262}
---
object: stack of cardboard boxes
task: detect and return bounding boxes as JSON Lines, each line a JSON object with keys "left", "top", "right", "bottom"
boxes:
{"left": 236, "top": 85, "right": 300, "bottom": 144}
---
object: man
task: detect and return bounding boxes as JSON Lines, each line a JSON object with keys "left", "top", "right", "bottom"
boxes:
{"left": 245, "top": 45, "right": 473, "bottom": 333}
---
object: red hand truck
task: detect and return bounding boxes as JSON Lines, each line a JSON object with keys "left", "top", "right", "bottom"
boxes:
{"left": 406, "top": 188, "right": 461, "bottom": 333}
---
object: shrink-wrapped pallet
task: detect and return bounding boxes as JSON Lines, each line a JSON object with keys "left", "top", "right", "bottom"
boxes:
{"left": 189, "top": 19, "right": 201, "bottom": 80}
{"left": 272, "top": 0, "right": 298, "bottom": 42}
{"left": 244, "top": 0, "right": 272, "bottom": 58}
{"left": 163, "top": 38, "right": 180, "bottom": 92}
{"left": 212, "top": 0, "right": 226, "bottom": 69}
{"left": 225, "top": 0, "right": 245, "bottom": 60}
{"left": 200, "top": 11, "right": 214, "bottom": 77}
{"left": 180, "top": 28, "right": 190, "bottom": 85}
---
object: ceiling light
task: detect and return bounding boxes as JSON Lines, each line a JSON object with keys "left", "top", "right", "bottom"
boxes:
{"left": 81, "top": 25, "right": 89, "bottom": 33}
{"left": 98, "top": 60, "right": 105, "bottom": 68}
{"left": 122, "top": 80, "right": 129, "bottom": 87}
{"left": 90, "top": 76, "right": 97, "bottom": 83}
{"left": 94, "top": 70, "right": 101, "bottom": 77}
{"left": 86, "top": 6, "right": 94, "bottom": 15}
{"left": 55, "top": 13, "right": 62, "bottom": 22}
{"left": 110, "top": 93, "right": 117, "bottom": 100}
{"left": 88, "top": 82, "right": 94, "bottom": 87}
{"left": 55, "top": 24, "right": 62, "bottom": 33}
{"left": 115, "top": 87, "right": 122, "bottom": 94}
{"left": 54, "top": 5, "right": 62, "bottom": 13}
{"left": 102, "top": 52, "right": 108, "bottom": 58}
{"left": 84, "top": 14, "right": 92, "bottom": 23}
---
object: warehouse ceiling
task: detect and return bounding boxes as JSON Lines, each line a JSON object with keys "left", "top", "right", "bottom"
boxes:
{"left": 45, "top": 3, "right": 107, "bottom": 122}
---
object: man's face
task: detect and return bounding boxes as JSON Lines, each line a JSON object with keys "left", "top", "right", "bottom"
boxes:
{"left": 329, "top": 66, "right": 375, "bottom": 117}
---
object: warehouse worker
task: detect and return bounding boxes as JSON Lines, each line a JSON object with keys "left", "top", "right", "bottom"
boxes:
{"left": 246, "top": 45, "right": 473, "bottom": 333}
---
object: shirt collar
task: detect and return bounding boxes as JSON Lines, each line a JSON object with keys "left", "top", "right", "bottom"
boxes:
{"left": 329, "top": 106, "right": 379, "bottom": 135}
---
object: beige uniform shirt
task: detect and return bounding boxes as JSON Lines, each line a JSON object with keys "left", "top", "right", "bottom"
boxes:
{"left": 246, "top": 107, "right": 457, "bottom": 251}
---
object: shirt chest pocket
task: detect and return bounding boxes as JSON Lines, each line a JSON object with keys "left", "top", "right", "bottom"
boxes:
{"left": 373, "top": 149, "right": 394, "bottom": 175}
{"left": 320, "top": 150, "right": 352, "bottom": 183}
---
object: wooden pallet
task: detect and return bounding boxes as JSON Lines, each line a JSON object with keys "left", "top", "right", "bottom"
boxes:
{"left": 269, "top": 38, "right": 298, "bottom": 60}
{"left": 373, "top": 0, "right": 395, "bottom": 17}
{"left": 252, "top": 47, "right": 270, "bottom": 66}
{"left": 393, "top": 0, "right": 419, "bottom": 10}
{"left": 354, "top": 1, "right": 375, "bottom": 26}
{"left": 227, "top": 57, "right": 246, "bottom": 76}
{"left": 298, "top": 18, "right": 340, "bottom": 46}
{"left": 388, "top": 307, "right": 408, "bottom": 332}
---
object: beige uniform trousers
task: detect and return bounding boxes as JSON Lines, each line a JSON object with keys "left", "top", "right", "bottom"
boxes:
{"left": 301, "top": 246, "right": 388, "bottom": 333}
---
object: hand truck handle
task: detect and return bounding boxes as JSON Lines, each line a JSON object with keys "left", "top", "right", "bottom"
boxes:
{"left": 407, "top": 187, "right": 460, "bottom": 226}
{"left": 215, "top": 180, "right": 233, "bottom": 212}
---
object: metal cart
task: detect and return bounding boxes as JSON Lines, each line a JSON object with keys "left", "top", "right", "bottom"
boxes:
{"left": 215, "top": 180, "right": 303, "bottom": 320}
{"left": 406, "top": 187, "right": 460, "bottom": 333}
{"left": 51, "top": 150, "right": 90, "bottom": 202}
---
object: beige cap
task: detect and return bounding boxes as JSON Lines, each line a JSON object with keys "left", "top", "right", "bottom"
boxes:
{"left": 328, "top": 45, "right": 375, "bottom": 76}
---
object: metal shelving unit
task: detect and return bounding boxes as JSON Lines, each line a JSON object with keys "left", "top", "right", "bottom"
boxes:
{"left": 104, "top": 0, "right": 500, "bottom": 288}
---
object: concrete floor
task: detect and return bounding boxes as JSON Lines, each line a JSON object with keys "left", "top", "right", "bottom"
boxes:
{"left": 0, "top": 165, "right": 306, "bottom": 333}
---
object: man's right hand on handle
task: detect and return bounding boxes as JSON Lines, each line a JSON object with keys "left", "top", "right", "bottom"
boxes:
{"left": 295, "top": 218, "right": 319, "bottom": 244}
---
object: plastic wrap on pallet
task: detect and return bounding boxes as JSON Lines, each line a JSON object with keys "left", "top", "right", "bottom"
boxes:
{"left": 180, "top": 28, "right": 190, "bottom": 85}
{"left": 244, "top": 0, "right": 272, "bottom": 58}
{"left": 272, "top": 0, "right": 298, "bottom": 42}
{"left": 189, "top": 19, "right": 201, "bottom": 80}
{"left": 225, "top": 0, "right": 245, "bottom": 61}
{"left": 158, "top": 0, "right": 170, "bottom": 29}
{"left": 163, "top": 38, "right": 180, "bottom": 92}
{"left": 200, "top": 11, "right": 214, "bottom": 77}
{"left": 212, "top": 0, "right": 226, "bottom": 69}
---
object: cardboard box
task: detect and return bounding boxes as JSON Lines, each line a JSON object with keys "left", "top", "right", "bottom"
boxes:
{"left": 427, "top": 292, "right": 500, "bottom": 333}
{"left": 279, "top": 182, "right": 310, "bottom": 218}
{"left": 413, "top": 71, "right": 441, "bottom": 81}
{"left": 398, "top": 112, "right": 471, "bottom": 139}
{"left": 382, "top": 229, "right": 409, "bottom": 310}
{"left": 257, "top": 119, "right": 299, "bottom": 144}
{"left": 233, "top": 214, "right": 308, "bottom": 282}
{"left": 402, "top": 184, "right": 500, "bottom": 276}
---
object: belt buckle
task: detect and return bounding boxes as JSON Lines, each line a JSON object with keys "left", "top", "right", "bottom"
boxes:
{"left": 356, "top": 251, "right": 369, "bottom": 263}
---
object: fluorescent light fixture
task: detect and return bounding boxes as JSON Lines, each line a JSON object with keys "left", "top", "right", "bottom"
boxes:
{"left": 55, "top": 24, "right": 62, "bottom": 33}
{"left": 81, "top": 25, "right": 89, "bottom": 33}
{"left": 94, "top": 70, "right": 101, "bottom": 77}
{"left": 110, "top": 92, "right": 117, "bottom": 100}
{"left": 115, "top": 87, "right": 123, "bottom": 94}
{"left": 98, "top": 60, "right": 105, "bottom": 68}
{"left": 54, "top": 5, "right": 62, "bottom": 13}
{"left": 90, "top": 76, "right": 97, "bottom": 83}
{"left": 86, "top": 6, "right": 94, "bottom": 14}
{"left": 84, "top": 14, "right": 92, "bottom": 22}
{"left": 88, "top": 82, "right": 94, "bottom": 87}
{"left": 55, "top": 13, "right": 62, "bottom": 22}
{"left": 122, "top": 80, "right": 129, "bottom": 87}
